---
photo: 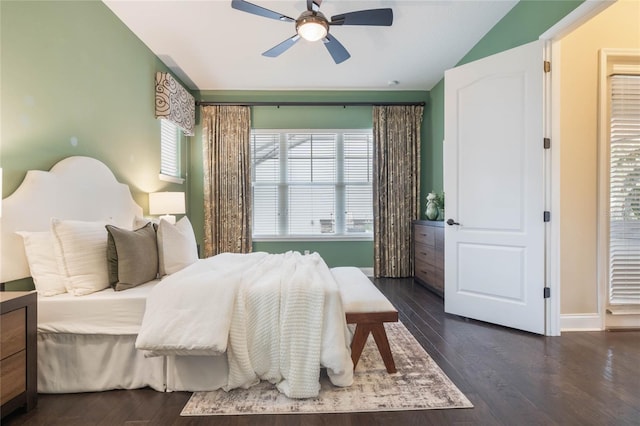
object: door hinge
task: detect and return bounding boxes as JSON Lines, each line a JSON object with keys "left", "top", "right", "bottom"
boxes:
{"left": 544, "top": 61, "right": 551, "bottom": 73}
{"left": 544, "top": 287, "right": 551, "bottom": 298}
{"left": 544, "top": 138, "right": 551, "bottom": 149}
{"left": 544, "top": 211, "right": 551, "bottom": 222}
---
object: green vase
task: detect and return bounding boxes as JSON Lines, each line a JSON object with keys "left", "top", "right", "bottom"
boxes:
{"left": 426, "top": 201, "right": 438, "bottom": 220}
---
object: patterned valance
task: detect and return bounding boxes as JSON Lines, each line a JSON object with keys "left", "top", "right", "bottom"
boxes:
{"left": 155, "top": 72, "right": 195, "bottom": 136}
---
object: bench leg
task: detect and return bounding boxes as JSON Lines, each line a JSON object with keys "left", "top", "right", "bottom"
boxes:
{"left": 350, "top": 323, "right": 397, "bottom": 374}
{"left": 371, "top": 323, "right": 396, "bottom": 374}
{"left": 350, "top": 324, "right": 371, "bottom": 370}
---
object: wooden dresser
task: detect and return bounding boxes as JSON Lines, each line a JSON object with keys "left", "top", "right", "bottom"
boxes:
{"left": 413, "top": 220, "right": 444, "bottom": 297}
{"left": 1, "top": 291, "right": 37, "bottom": 419}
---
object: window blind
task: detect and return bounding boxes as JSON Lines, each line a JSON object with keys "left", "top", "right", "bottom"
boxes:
{"left": 251, "top": 129, "right": 373, "bottom": 238}
{"left": 160, "top": 119, "right": 180, "bottom": 178}
{"left": 344, "top": 133, "right": 373, "bottom": 233}
{"left": 251, "top": 133, "right": 280, "bottom": 235}
{"left": 287, "top": 133, "right": 336, "bottom": 235}
{"left": 609, "top": 74, "right": 640, "bottom": 305}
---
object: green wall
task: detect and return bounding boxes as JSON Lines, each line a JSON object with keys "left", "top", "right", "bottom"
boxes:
{"left": 191, "top": 91, "right": 428, "bottom": 267}
{"left": 457, "top": 0, "right": 583, "bottom": 67}
{"left": 1, "top": 0, "right": 189, "bottom": 205}
{"left": 1, "top": 0, "right": 190, "bottom": 289}
{"left": 424, "top": 0, "right": 583, "bottom": 191}
{"left": 1, "top": 0, "right": 585, "bottom": 285}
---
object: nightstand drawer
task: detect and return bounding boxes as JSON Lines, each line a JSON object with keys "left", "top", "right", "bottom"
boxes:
{"left": 1, "top": 291, "right": 37, "bottom": 418}
{"left": 0, "top": 350, "right": 26, "bottom": 405}
{"left": 1, "top": 308, "right": 26, "bottom": 359}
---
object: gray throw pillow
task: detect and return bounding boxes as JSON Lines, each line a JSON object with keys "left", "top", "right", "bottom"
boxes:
{"left": 106, "top": 222, "right": 158, "bottom": 291}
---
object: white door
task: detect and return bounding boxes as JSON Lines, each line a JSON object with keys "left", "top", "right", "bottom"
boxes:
{"left": 443, "top": 40, "right": 546, "bottom": 334}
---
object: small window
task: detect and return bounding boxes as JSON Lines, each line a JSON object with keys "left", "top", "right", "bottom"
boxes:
{"left": 160, "top": 119, "right": 184, "bottom": 184}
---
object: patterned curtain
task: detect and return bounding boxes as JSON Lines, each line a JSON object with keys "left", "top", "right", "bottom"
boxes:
{"left": 202, "top": 105, "right": 252, "bottom": 257}
{"left": 373, "top": 105, "right": 424, "bottom": 278}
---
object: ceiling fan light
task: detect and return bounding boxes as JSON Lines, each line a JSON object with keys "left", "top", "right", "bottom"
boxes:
{"left": 296, "top": 15, "right": 328, "bottom": 42}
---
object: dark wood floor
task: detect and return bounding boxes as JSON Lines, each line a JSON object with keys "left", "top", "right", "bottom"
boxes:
{"left": 4, "top": 278, "right": 639, "bottom": 425}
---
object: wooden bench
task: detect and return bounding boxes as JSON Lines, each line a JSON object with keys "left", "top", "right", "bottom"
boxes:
{"left": 331, "top": 267, "right": 399, "bottom": 373}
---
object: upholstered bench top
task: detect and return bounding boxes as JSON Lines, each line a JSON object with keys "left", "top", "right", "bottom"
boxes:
{"left": 331, "top": 267, "right": 396, "bottom": 314}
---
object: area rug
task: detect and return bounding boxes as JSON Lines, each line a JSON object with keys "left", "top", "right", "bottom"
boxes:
{"left": 181, "top": 322, "right": 473, "bottom": 416}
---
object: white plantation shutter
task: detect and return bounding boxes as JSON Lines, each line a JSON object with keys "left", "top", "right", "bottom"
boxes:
{"left": 609, "top": 74, "right": 640, "bottom": 305}
{"left": 251, "top": 129, "right": 373, "bottom": 238}
{"left": 160, "top": 119, "right": 180, "bottom": 178}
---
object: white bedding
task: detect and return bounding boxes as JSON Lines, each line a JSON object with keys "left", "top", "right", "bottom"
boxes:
{"left": 38, "top": 280, "right": 158, "bottom": 334}
{"left": 136, "top": 251, "right": 354, "bottom": 398}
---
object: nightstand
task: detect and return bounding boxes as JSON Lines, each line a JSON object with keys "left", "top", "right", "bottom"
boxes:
{"left": 1, "top": 291, "right": 37, "bottom": 418}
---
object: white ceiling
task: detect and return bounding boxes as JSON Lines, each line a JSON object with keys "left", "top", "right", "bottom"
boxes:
{"left": 103, "top": 0, "right": 518, "bottom": 91}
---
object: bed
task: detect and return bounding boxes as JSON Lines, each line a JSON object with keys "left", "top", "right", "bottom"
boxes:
{"left": 0, "top": 156, "right": 353, "bottom": 397}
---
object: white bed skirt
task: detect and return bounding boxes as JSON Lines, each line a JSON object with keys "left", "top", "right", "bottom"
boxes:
{"left": 38, "top": 333, "right": 230, "bottom": 393}
{"left": 38, "top": 333, "right": 166, "bottom": 393}
{"left": 166, "top": 354, "right": 229, "bottom": 392}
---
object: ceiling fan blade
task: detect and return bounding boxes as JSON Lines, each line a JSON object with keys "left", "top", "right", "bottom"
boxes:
{"left": 330, "top": 8, "right": 393, "bottom": 26}
{"left": 323, "top": 34, "right": 350, "bottom": 64}
{"left": 231, "top": 0, "right": 294, "bottom": 23}
{"left": 262, "top": 35, "right": 301, "bottom": 57}
{"left": 307, "top": 0, "right": 322, "bottom": 12}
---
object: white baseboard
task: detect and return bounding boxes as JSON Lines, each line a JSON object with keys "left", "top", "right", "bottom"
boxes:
{"left": 560, "top": 313, "right": 602, "bottom": 331}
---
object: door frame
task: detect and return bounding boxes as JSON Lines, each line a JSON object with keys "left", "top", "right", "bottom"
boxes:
{"left": 542, "top": 0, "right": 615, "bottom": 335}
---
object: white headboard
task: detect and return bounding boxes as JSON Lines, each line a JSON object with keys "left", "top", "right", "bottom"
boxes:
{"left": 1, "top": 156, "right": 143, "bottom": 282}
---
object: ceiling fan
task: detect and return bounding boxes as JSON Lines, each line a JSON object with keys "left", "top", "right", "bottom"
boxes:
{"left": 231, "top": 0, "right": 393, "bottom": 64}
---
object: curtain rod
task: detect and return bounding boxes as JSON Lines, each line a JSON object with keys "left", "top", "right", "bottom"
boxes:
{"left": 196, "top": 101, "right": 425, "bottom": 107}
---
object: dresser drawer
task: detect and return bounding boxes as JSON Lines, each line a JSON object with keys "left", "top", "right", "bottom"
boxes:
{"left": 415, "top": 242, "right": 444, "bottom": 267}
{"left": 414, "top": 225, "right": 436, "bottom": 247}
{"left": 1, "top": 308, "right": 26, "bottom": 360}
{"left": 0, "top": 350, "right": 26, "bottom": 405}
{"left": 414, "top": 260, "right": 444, "bottom": 292}
{"left": 415, "top": 258, "right": 438, "bottom": 280}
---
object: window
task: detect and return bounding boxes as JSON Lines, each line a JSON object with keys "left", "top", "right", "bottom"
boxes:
{"left": 159, "top": 119, "right": 184, "bottom": 184}
{"left": 251, "top": 129, "right": 373, "bottom": 240}
{"left": 608, "top": 74, "right": 640, "bottom": 306}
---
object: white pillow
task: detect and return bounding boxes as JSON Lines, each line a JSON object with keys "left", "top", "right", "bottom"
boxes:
{"left": 157, "top": 216, "right": 198, "bottom": 276}
{"left": 51, "top": 219, "right": 110, "bottom": 296}
{"left": 16, "top": 231, "right": 67, "bottom": 296}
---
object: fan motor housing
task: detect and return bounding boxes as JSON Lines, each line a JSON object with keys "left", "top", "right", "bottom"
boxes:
{"left": 296, "top": 10, "right": 329, "bottom": 40}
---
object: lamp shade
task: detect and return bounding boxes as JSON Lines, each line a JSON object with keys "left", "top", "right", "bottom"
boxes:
{"left": 149, "top": 192, "right": 186, "bottom": 215}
